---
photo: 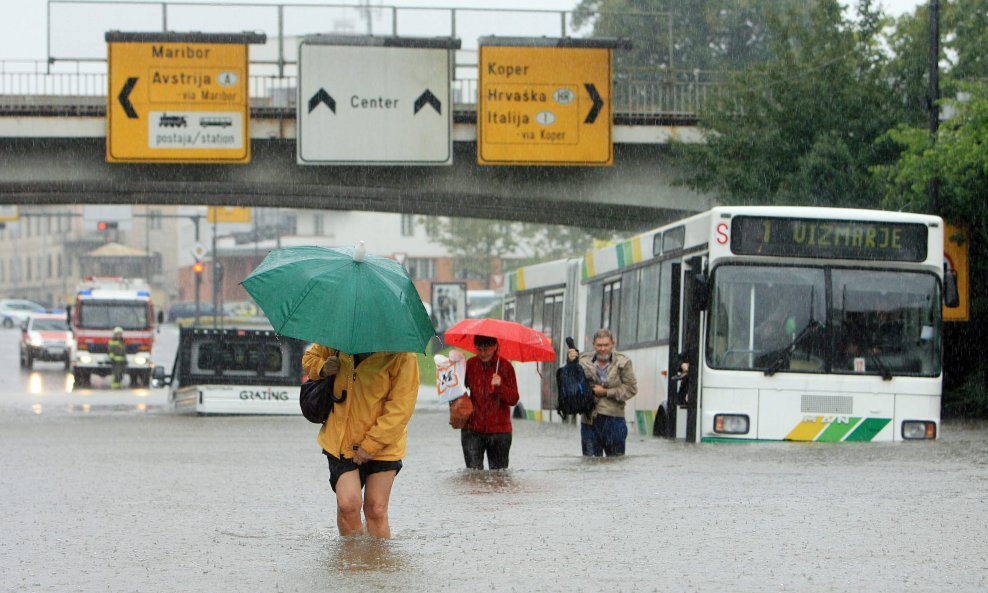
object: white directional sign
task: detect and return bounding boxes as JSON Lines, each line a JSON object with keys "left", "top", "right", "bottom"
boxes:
{"left": 297, "top": 36, "right": 459, "bottom": 166}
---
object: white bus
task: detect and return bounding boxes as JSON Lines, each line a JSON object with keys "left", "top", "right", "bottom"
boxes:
{"left": 504, "top": 206, "right": 959, "bottom": 442}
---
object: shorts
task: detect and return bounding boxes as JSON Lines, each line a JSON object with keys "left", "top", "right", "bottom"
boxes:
{"left": 323, "top": 451, "right": 402, "bottom": 493}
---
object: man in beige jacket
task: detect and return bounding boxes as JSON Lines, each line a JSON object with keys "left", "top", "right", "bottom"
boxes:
{"left": 566, "top": 329, "right": 638, "bottom": 456}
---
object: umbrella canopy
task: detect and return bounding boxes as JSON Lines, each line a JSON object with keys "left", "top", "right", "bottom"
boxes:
{"left": 443, "top": 318, "right": 556, "bottom": 362}
{"left": 241, "top": 244, "right": 434, "bottom": 353}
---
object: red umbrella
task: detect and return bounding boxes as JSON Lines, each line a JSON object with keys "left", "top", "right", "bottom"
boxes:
{"left": 443, "top": 318, "right": 556, "bottom": 362}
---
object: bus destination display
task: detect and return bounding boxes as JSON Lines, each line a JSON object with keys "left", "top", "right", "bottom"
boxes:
{"left": 731, "top": 216, "right": 928, "bottom": 262}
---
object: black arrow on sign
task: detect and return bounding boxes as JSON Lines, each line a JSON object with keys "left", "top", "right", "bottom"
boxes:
{"left": 308, "top": 88, "right": 336, "bottom": 114}
{"left": 118, "top": 77, "right": 138, "bottom": 119}
{"left": 584, "top": 83, "right": 604, "bottom": 124}
{"left": 413, "top": 89, "right": 441, "bottom": 115}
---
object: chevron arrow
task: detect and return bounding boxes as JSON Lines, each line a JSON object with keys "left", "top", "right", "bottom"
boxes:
{"left": 413, "top": 89, "right": 441, "bottom": 115}
{"left": 118, "top": 77, "right": 138, "bottom": 119}
{"left": 308, "top": 88, "right": 336, "bottom": 114}
{"left": 584, "top": 83, "right": 604, "bottom": 124}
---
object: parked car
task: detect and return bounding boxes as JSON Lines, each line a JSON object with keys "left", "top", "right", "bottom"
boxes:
{"left": 1, "top": 299, "right": 47, "bottom": 328}
{"left": 222, "top": 300, "right": 260, "bottom": 318}
{"left": 167, "top": 301, "right": 218, "bottom": 322}
{"left": 20, "top": 312, "right": 73, "bottom": 370}
{"left": 467, "top": 290, "right": 500, "bottom": 319}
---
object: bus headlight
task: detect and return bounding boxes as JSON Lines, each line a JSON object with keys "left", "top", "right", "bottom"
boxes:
{"left": 79, "top": 354, "right": 92, "bottom": 364}
{"left": 901, "top": 421, "right": 936, "bottom": 440}
{"left": 134, "top": 355, "right": 148, "bottom": 365}
{"left": 713, "top": 414, "right": 750, "bottom": 435}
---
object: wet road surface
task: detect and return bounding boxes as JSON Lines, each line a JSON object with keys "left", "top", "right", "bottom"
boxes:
{"left": 1, "top": 327, "right": 987, "bottom": 592}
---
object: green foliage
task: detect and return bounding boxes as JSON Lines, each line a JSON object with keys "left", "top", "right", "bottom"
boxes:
{"left": 419, "top": 216, "right": 616, "bottom": 285}
{"left": 573, "top": 0, "right": 805, "bottom": 76}
{"left": 675, "top": 0, "right": 906, "bottom": 207}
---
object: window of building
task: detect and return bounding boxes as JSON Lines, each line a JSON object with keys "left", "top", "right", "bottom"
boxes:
{"left": 148, "top": 209, "right": 162, "bottom": 230}
{"left": 400, "top": 214, "right": 414, "bottom": 236}
{"left": 405, "top": 258, "right": 436, "bottom": 280}
{"left": 313, "top": 214, "right": 324, "bottom": 236}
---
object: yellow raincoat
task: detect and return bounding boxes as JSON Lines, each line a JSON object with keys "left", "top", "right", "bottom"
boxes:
{"left": 302, "top": 344, "right": 419, "bottom": 461}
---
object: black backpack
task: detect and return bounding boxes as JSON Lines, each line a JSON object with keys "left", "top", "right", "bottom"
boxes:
{"left": 299, "top": 374, "right": 345, "bottom": 424}
{"left": 556, "top": 337, "right": 594, "bottom": 419}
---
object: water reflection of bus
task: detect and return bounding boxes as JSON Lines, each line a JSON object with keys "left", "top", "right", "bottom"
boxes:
{"left": 504, "top": 206, "right": 959, "bottom": 442}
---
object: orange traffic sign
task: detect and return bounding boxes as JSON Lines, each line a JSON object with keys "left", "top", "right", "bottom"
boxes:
{"left": 477, "top": 39, "right": 627, "bottom": 166}
{"left": 207, "top": 206, "right": 252, "bottom": 223}
{"left": 106, "top": 32, "right": 264, "bottom": 163}
{"left": 943, "top": 223, "right": 969, "bottom": 322}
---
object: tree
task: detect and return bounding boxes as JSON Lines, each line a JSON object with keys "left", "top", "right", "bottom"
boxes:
{"left": 673, "top": 0, "right": 907, "bottom": 208}
{"left": 419, "top": 217, "right": 616, "bottom": 288}
{"left": 874, "top": 84, "right": 988, "bottom": 416}
{"left": 572, "top": 0, "right": 806, "bottom": 78}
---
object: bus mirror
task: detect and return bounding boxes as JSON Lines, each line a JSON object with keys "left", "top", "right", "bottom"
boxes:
{"left": 65, "top": 305, "right": 72, "bottom": 325}
{"left": 151, "top": 365, "right": 169, "bottom": 387}
{"left": 943, "top": 264, "right": 959, "bottom": 308}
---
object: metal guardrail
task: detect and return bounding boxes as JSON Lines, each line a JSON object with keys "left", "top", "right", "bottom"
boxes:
{"left": 0, "top": 2, "right": 723, "bottom": 120}
{"left": 0, "top": 66, "right": 715, "bottom": 120}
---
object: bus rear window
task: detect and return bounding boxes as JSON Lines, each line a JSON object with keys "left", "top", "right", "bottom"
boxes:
{"left": 191, "top": 341, "right": 288, "bottom": 377}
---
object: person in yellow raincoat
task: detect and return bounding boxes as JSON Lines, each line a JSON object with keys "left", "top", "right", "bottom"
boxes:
{"left": 302, "top": 343, "right": 419, "bottom": 539}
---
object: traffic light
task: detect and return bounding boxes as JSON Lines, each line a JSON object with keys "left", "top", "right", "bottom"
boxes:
{"left": 97, "top": 221, "right": 119, "bottom": 231}
{"left": 193, "top": 261, "right": 204, "bottom": 276}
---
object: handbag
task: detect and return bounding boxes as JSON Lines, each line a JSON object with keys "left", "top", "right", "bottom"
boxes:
{"left": 449, "top": 394, "right": 474, "bottom": 429}
{"left": 299, "top": 374, "right": 344, "bottom": 424}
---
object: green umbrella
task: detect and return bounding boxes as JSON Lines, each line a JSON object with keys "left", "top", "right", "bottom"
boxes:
{"left": 241, "top": 243, "right": 434, "bottom": 353}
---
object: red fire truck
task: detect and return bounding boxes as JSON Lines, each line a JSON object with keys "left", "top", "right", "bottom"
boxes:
{"left": 68, "top": 277, "right": 162, "bottom": 388}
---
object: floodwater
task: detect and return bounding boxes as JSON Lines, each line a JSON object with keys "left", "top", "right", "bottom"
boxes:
{"left": 2, "top": 392, "right": 987, "bottom": 593}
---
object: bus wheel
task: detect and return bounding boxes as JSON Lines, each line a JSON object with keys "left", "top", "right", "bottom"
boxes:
{"left": 652, "top": 406, "right": 668, "bottom": 438}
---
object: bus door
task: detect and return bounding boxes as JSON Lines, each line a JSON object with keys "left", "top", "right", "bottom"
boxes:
{"left": 667, "top": 256, "right": 706, "bottom": 441}
{"left": 664, "top": 262, "right": 683, "bottom": 438}
{"left": 680, "top": 256, "right": 707, "bottom": 443}
{"left": 540, "top": 292, "right": 565, "bottom": 416}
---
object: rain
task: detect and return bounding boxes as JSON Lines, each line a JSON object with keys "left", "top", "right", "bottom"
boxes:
{"left": 2, "top": 1, "right": 987, "bottom": 592}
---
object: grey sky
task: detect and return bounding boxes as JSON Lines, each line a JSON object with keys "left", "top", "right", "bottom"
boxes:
{"left": 2, "top": 0, "right": 926, "bottom": 62}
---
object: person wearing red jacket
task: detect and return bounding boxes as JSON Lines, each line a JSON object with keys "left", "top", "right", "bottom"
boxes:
{"left": 461, "top": 335, "right": 519, "bottom": 470}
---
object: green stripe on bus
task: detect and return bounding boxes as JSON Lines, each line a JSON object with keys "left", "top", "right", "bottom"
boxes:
{"left": 635, "top": 410, "right": 653, "bottom": 435}
{"left": 816, "top": 417, "right": 862, "bottom": 442}
{"left": 844, "top": 417, "right": 891, "bottom": 441}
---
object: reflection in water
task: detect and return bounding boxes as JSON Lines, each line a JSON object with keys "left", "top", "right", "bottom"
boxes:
{"left": 63, "top": 373, "right": 73, "bottom": 393}
{"left": 28, "top": 373, "right": 43, "bottom": 394}
{"left": 449, "top": 469, "right": 524, "bottom": 495}
{"left": 324, "top": 535, "right": 407, "bottom": 574}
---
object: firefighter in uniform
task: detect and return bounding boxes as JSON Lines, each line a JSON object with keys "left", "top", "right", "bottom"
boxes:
{"left": 108, "top": 326, "right": 127, "bottom": 389}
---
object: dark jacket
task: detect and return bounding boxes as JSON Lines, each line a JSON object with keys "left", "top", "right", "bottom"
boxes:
{"left": 108, "top": 337, "right": 127, "bottom": 362}
{"left": 464, "top": 355, "right": 519, "bottom": 434}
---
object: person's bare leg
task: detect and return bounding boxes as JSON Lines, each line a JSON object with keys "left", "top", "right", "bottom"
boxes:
{"left": 334, "top": 471, "right": 364, "bottom": 536}
{"left": 362, "top": 470, "right": 397, "bottom": 539}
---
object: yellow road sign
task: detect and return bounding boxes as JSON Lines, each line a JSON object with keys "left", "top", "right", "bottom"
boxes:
{"left": 106, "top": 32, "right": 263, "bottom": 163}
{"left": 208, "top": 206, "right": 252, "bottom": 223}
{"left": 477, "top": 43, "right": 615, "bottom": 166}
{"left": 944, "top": 223, "right": 969, "bottom": 322}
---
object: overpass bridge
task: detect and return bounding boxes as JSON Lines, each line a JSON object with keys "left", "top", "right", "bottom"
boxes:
{"left": 0, "top": 2, "right": 717, "bottom": 232}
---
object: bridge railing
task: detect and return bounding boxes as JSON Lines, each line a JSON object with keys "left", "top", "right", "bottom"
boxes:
{"left": 1, "top": 2, "right": 728, "bottom": 119}
{"left": 0, "top": 62, "right": 717, "bottom": 119}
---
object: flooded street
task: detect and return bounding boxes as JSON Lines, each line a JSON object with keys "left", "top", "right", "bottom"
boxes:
{"left": 2, "top": 384, "right": 987, "bottom": 593}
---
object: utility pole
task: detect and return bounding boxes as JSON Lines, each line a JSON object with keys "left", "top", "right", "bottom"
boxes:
{"left": 927, "top": 0, "right": 940, "bottom": 215}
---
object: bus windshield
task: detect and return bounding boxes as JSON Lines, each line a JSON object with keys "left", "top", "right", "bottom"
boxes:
{"left": 707, "top": 265, "right": 941, "bottom": 377}
{"left": 78, "top": 301, "right": 150, "bottom": 330}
